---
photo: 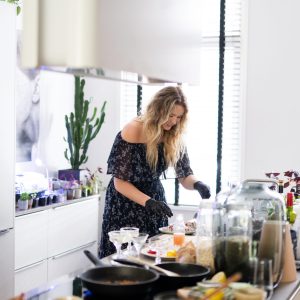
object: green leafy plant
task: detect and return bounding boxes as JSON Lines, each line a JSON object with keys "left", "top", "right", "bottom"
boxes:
{"left": 20, "top": 192, "right": 29, "bottom": 201}
{"left": 64, "top": 76, "right": 107, "bottom": 170}
{"left": 1, "top": 0, "right": 21, "bottom": 15}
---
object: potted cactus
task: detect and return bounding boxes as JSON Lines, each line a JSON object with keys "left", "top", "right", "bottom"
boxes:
{"left": 58, "top": 76, "right": 107, "bottom": 181}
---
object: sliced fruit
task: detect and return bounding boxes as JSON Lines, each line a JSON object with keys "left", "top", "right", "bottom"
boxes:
{"left": 166, "top": 249, "right": 177, "bottom": 257}
{"left": 211, "top": 271, "right": 227, "bottom": 283}
{"left": 205, "top": 288, "right": 224, "bottom": 300}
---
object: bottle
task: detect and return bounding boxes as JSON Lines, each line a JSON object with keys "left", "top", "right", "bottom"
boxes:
{"left": 173, "top": 214, "right": 185, "bottom": 249}
{"left": 278, "top": 179, "right": 284, "bottom": 195}
{"left": 286, "top": 192, "right": 297, "bottom": 224}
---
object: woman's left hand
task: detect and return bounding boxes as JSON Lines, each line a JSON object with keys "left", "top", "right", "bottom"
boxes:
{"left": 194, "top": 181, "right": 211, "bottom": 199}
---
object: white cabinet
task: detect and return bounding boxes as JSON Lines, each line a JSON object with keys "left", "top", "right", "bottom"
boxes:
{"left": 48, "top": 241, "right": 96, "bottom": 281}
{"left": 15, "top": 260, "right": 47, "bottom": 296}
{"left": 15, "top": 197, "right": 99, "bottom": 295}
{"left": 15, "top": 211, "right": 48, "bottom": 269}
{"left": 48, "top": 199, "right": 98, "bottom": 256}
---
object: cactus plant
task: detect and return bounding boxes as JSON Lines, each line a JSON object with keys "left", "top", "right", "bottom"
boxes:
{"left": 64, "top": 76, "right": 107, "bottom": 170}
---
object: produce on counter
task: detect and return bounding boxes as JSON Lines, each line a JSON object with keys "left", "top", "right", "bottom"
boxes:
{"left": 176, "top": 241, "right": 196, "bottom": 263}
{"left": 177, "top": 272, "right": 265, "bottom": 300}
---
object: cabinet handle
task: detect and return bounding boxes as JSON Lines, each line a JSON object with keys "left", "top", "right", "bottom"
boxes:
{"left": 51, "top": 241, "right": 96, "bottom": 260}
{"left": 15, "top": 260, "right": 45, "bottom": 273}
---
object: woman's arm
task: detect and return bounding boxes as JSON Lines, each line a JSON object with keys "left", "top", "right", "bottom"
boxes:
{"left": 113, "top": 177, "right": 151, "bottom": 206}
{"left": 179, "top": 175, "right": 211, "bottom": 199}
{"left": 178, "top": 174, "right": 198, "bottom": 190}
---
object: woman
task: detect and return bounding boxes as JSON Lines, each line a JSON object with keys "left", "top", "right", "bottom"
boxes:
{"left": 99, "top": 86, "right": 210, "bottom": 258}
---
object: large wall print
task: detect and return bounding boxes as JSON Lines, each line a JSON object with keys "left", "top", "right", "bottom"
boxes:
{"left": 15, "top": 31, "right": 40, "bottom": 162}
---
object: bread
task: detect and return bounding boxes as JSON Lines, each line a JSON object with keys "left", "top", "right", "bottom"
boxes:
{"left": 176, "top": 241, "right": 196, "bottom": 264}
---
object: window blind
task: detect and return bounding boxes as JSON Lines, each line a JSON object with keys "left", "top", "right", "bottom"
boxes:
{"left": 120, "top": 0, "right": 243, "bottom": 205}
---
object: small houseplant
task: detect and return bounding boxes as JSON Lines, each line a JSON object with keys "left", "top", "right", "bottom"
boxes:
{"left": 59, "top": 76, "right": 107, "bottom": 181}
{"left": 18, "top": 192, "right": 29, "bottom": 210}
{"left": 85, "top": 167, "right": 105, "bottom": 195}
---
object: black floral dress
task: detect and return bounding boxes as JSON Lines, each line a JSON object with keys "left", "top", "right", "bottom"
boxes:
{"left": 99, "top": 131, "right": 193, "bottom": 258}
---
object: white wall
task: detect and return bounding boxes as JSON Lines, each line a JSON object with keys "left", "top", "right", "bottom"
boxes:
{"left": 243, "top": 0, "right": 300, "bottom": 179}
{"left": 36, "top": 71, "right": 121, "bottom": 181}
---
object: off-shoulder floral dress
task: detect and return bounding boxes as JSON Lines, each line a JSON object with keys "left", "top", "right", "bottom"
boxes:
{"left": 99, "top": 131, "right": 193, "bottom": 258}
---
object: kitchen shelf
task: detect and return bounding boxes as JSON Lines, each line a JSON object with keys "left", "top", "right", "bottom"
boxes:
{"left": 15, "top": 194, "right": 100, "bottom": 217}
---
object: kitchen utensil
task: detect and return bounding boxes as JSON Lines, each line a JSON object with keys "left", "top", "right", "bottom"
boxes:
{"left": 113, "top": 256, "right": 210, "bottom": 291}
{"left": 126, "top": 255, "right": 180, "bottom": 276}
{"left": 200, "top": 272, "right": 242, "bottom": 300}
{"left": 81, "top": 250, "right": 159, "bottom": 298}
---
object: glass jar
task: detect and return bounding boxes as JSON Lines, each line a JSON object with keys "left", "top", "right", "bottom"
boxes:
{"left": 226, "top": 180, "right": 286, "bottom": 287}
{"left": 223, "top": 201, "right": 252, "bottom": 279}
{"left": 195, "top": 200, "right": 222, "bottom": 273}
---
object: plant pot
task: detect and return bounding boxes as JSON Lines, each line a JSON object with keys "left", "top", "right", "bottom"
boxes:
{"left": 66, "top": 189, "right": 75, "bottom": 200}
{"left": 18, "top": 200, "right": 28, "bottom": 210}
{"left": 58, "top": 169, "right": 88, "bottom": 182}
{"left": 38, "top": 197, "right": 46, "bottom": 206}
{"left": 74, "top": 188, "right": 82, "bottom": 199}
{"left": 28, "top": 198, "right": 33, "bottom": 209}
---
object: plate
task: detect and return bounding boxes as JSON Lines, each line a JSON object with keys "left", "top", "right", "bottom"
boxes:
{"left": 140, "top": 246, "right": 176, "bottom": 260}
{"left": 159, "top": 226, "right": 195, "bottom": 235}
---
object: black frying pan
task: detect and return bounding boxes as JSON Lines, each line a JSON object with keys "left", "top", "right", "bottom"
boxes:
{"left": 114, "top": 258, "right": 210, "bottom": 291}
{"left": 80, "top": 250, "right": 159, "bottom": 298}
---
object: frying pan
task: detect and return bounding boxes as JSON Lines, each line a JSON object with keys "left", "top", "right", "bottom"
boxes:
{"left": 80, "top": 250, "right": 159, "bottom": 298}
{"left": 114, "top": 258, "right": 210, "bottom": 291}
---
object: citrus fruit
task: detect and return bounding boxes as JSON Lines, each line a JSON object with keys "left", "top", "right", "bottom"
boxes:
{"left": 211, "top": 271, "right": 227, "bottom": 283}
{"left": 205, "top": 288, "right": 224, "bottom": 300}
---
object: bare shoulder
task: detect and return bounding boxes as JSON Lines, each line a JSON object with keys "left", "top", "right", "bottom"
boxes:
{"left": 121, "top": 118, "right": 146, "bottom": 143}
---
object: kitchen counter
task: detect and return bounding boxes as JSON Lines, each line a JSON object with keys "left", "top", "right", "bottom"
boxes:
{"left": 21, "top": 254, "right": 300, "bottom": 300}
{"left": 15, "top": 194, "right": 100, "bottom": 217}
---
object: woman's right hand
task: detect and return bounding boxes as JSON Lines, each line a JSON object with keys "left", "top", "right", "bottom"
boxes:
{"left": 145, "top": 198, "right": 173, "bottom": 218}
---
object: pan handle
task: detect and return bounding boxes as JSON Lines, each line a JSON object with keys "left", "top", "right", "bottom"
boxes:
{"left": 84, "top": 250, "right": 106, "bottom": 267}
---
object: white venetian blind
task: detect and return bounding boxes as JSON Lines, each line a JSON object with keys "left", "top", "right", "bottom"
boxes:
{"left": 120, "top": 0, "right": 243, "bottom": 205}
{"left": 221, "top": 0, "right": 243, "bottom": 190}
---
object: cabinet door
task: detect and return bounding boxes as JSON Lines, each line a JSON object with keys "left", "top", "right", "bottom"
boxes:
{"left": 15, "top": 211, "right": 48, "bottom": 269}
{"left": 48, "top": 241, "right": 97, "bottom": 281}
{"left": 48, "top": 198, "right": 98, "bottom": 256}
{"left": 15, "top": 260, "right": 47, "bottom": 295}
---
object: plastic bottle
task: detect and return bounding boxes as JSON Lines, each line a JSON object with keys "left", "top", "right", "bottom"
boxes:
{"left": 173, "top": 214, "right": 185, "bottom": 249}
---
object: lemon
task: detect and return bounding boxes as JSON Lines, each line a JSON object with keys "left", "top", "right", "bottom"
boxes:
{"left": 166, "top": 249, "right": 177, "bottom": 257}
{"left": 205, "top": 288, "right": 224, "bottom": 300}
{"left": 211, "top": 271, "right": 227, "bottom": 283}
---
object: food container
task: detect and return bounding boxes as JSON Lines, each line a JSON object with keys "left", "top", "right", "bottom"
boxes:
{"left": 224, "top": 179, "right": 286, "bottom": 287}
{"left": 195, "top": 199, "right": 222, "bottom": 273}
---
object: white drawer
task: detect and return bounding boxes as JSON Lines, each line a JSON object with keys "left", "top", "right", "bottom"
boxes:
{"left": 48, "top": 199, "right": 98, "bottom": 256}
{"left": 15, "top": 210, "right": 48, "bottom": 269}
{"left": 15, "top": 260, "right": 47, "bottom": 295}
{"left": 48, "top": 241, "right": 97, "bottom": 281}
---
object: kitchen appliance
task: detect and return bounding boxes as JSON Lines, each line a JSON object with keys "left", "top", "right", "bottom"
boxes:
{"left": 0, "top": 2, "right": 16, "bottom": 299}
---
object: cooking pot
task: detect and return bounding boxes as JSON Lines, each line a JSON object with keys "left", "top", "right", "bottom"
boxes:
{"left": 80, "top": 250, "right": 159, "bottom": 298}
{"left": 114, "top": 258, "right": 210, "bottom": 291}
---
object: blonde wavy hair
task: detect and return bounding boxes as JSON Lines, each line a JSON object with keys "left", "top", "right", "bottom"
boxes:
{"left": 140, "top": 86, "right": 188, "bottom": 170}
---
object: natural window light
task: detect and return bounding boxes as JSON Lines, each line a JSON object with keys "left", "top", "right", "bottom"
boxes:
{"left": 120, "top": 0, "right": 242, "bottom": 206}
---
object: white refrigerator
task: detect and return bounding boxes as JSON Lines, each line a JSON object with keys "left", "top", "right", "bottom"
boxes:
{"left": 0, "top": 2, "right": 16, "bottom": 299}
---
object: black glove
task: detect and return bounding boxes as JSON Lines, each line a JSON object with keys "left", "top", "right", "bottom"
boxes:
{"left": 194, "top": 181, "right": 211, "bottom": 199}
{"left": 145, "top": 198, "right": 173, "bottom": 218}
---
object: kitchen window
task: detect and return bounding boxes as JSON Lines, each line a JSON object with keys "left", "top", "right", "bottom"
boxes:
{"left": 120, "top": 0, "right": 243, "bottom": 206}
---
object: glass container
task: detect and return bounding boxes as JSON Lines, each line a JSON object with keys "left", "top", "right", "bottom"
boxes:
{"left": 226, "top": 180, "right": 286, "bottom": 287}
{"left": 195, "top": 199, "right": 222, "bottom": 273}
